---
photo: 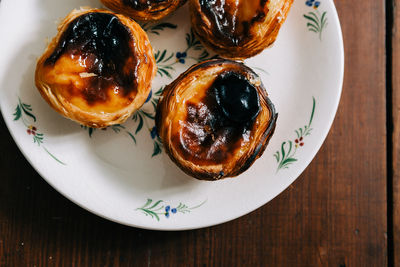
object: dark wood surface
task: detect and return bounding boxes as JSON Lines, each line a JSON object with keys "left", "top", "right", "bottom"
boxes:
{"left": 0, "top": 0, "right": 391, "bottom": 266}
{"left": 393, "top": 0, "right": 399, "bottom": 265}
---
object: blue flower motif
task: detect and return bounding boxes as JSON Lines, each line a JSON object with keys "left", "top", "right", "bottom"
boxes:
{"left": 305, "top": 0, "right": 314, "bottom": 6}
{"left": 145, "top": 90, "right": 152, "bottom": 103}
{"left": 306, "top": 0, "right": 320, "bottom": 8}
{"left": 164, "top": 205, "right": 171, "bottom": 218}
{"left": 171, "top": 208, "right": 177, "bottom": 214}
{"left": 176, "top": 52, "right": 187, "bottom": 64}
{"left": 150, "top": 126, "right": 158, "bottom": 139}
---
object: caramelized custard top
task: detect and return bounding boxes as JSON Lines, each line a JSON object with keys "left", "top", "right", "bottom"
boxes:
{"left": 44, "top": 12, "right": 139, "bottom": 112}
{"left": 174, "top": 72, "right": 261, "bottom": 165}
{"left": 199, "top": 0, "right": 269, "bottom": 46}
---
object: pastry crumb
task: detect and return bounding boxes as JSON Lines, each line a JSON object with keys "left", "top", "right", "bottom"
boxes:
{"left": 79, "top": 72, "right": 98, "bottom": 78}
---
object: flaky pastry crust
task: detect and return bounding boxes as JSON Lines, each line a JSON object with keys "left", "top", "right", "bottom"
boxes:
{"left": 101, "top": 0, "right": 187, "bottom": 21}
{"left": 156, "top": 59, "right": 277, "bottom": 180}
{"left": 189, "top": 0, "right": 293, "bottom": 60}
{"left": 35, "top": 8, "right": 156, "bottom": 128}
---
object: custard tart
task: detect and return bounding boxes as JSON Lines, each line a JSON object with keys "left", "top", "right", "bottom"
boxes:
{"left": 35, "top": 8, "right": 156, "bottom": 128}
{"left": 189, "top": 0, "right": 293, "bottom": 59}
{"left": 156, "top": 59, "right": 277, "bottom": 180}
{"left": 101, "top": 0, "right": 187, "bottom": 21}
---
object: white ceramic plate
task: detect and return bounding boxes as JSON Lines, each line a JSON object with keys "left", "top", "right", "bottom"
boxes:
{"left": 0, "top": 0, "right": 343, "bottom": 230}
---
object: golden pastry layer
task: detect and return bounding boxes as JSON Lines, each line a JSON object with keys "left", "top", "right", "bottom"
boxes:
{"left": 35, "top": 8, "right": 156, "bottom": 128}
{"left": 156, "top": 59, "right": 277, "bottom": 180}
{"left": 101, "top": 0, "right": 187, "bottom": 21}
{"left": 189, "top": 0, "right": 293, "bottom": 59}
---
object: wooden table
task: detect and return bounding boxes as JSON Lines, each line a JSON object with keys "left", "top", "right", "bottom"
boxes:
{"left": 0, "top": 0, "right": 395, "bottom": 266}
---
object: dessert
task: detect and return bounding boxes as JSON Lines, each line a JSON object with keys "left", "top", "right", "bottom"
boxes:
{"left": 35, "top": 8, "right": 156, "bottom": 128}
{"left": 189, "top": 0, "right": 293, "bottom": 59}
{"left": 156, "top": 59, "right": 277, "bottom": 180}
{"left": 101, "top": 0, "right": 187, "bottom": 21}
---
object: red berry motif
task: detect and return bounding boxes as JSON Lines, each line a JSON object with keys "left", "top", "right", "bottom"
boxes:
{"left": 27, "top": 125, "right": 37, "bottom": 135}
{"left": 275, "top": 97, "right": 316, "bottom": 171}
{"left": 295, "top": 137, "right": 305, "bottom": 147}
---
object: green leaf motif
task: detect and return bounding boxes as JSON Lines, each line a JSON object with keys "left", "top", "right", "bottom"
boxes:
{"left": 137, "top": 199, "right": 164, "bottom": 221}
{"left": 135, "top": 114, "right": 144, "bottom": 134}
{"left": 43, "top": 146, "right": 66, "bottom": 165}
{"left": 81, "top": 123, "right": 138, "bottom": 145}
{"left": 136, "top": 199, "right": 207, "bottom": 221}
{"left": 157, "top": 67, "right": 173, "bottom": 78}
{"left": 141, "top": 110, "right": 155, "bottom": 120}
{"left": 13, "top": 105, "right": 22, "bottom": 121}
{"left": 127, "top": 132, "right": 137, "bottom": 144}
{"left": 155, "top": 49, "right": 174, "bottom": 64}
{"left": 176, "top": 203, "right": 191, "bottom": 214}
{"left": 280, "top": 158, "right": 298, "bottom": 169}
{"left": 275, "top": 97, "right": 316, "bottom": 172}
{"left": 111, "top": 124, "right": 125, "bottom": 133}
{"left": 19, "top": 99, "right": 36, "bottom": 122}
{"left": 152, "top": 139, "right": 162, "bottom": 157}
{"left": 14, "top": 98, "right": 65, "bottom": 165}
{"left": 154, "top": 49, "right": 175, "bottom": 78}
{"left": 198, "top": 50, "right": 210, "bottom": 61}
{"left": 186, "top": 29, "right": 203, "bottom": 50}
{"left": 151, "top": 98, "right": 159, "bottom": 112}
{"left": 155, "top": 87, "right": 164, "bottom": 96}
{"left": 89, "top": 127, "right": 95, "bottom": 137}
{"left": 274, "top": 151, "right": 280, "bottom": 162}
{"left": 304, "top": 11, "right": 328, "bottom": 40}
{"left": 33, "top": 133, "right": 44, "bottom": 146}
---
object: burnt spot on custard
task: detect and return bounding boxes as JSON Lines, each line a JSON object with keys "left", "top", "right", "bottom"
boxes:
{"left": 198, "top": 0, "right": 269, "bottom": 46}
{"left": 214, "top": 72, "right": 260, "bottom": 123}
{"left": 175, "top": 71, "right": 261, "bottom": 165}
{"left": 45, "top": 12, "right": 139, "bottom": 105}
{"left": 122, "top": 0, "right": 171, "bottom": 11}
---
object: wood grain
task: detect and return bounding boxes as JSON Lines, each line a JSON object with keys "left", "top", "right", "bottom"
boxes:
{"left": 393, "top": 0, "right": 400, "bottom": 265}
{"left": 0, "top": 0, "right": 388, "bottom": 266}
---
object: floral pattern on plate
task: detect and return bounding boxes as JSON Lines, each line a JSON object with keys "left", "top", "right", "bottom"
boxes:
{"left": 13, "top": 98, "right": 66, "bottom": 165}
{"left": 274, "top": 97, "right": 316, "bottom": 171}
{"left": 304, "top": 0, "right": 328, "bottom": 40}
{"left": 136, "top": 198, "right": 207, "bottom": 221}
